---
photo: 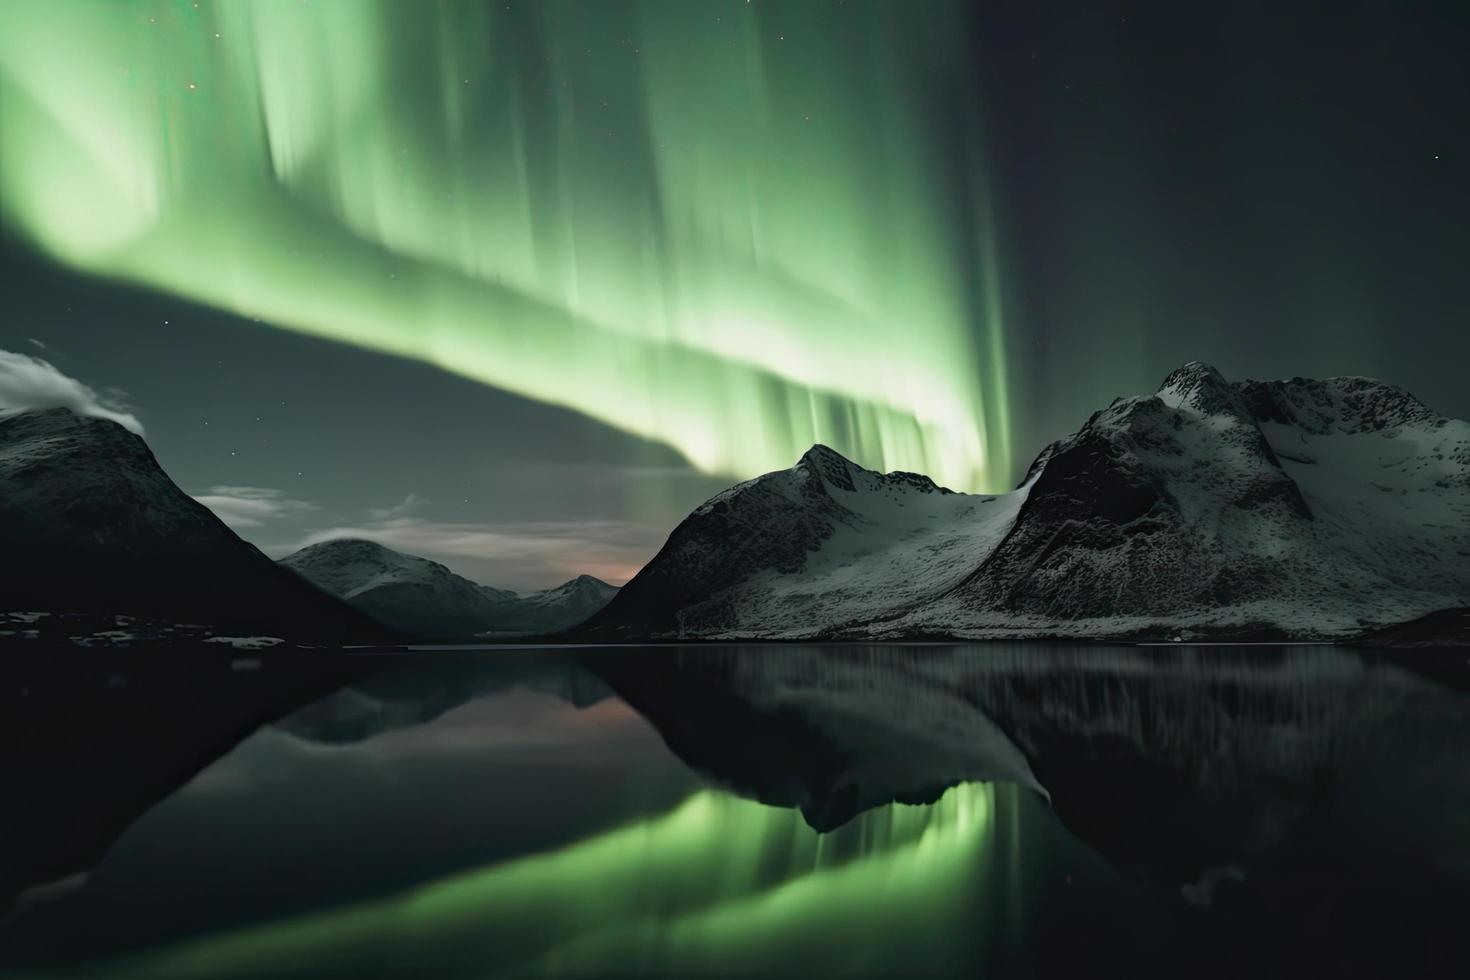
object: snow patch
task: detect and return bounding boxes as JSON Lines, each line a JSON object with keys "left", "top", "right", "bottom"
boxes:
{"left": 204, "top": 636, "right": 285, "bottom": 650}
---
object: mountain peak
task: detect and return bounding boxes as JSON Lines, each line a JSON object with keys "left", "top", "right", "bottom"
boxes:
{"left": 279, "top": 538, "right": 465, "bottom": 604}
{"left": 532, "top": 574, "right": 616, "bottom": 599}
{"left": 290, "top": 538, "right": 398, "bottom": 562}
{"left": 1164, "top": 359, "right": 1225, "bottom": 381}
{"left": 797, "top": 443, "right": 858, "bottom": 491}
{"left": 582, "top": 435, "right": 1006, "bottom": 637}
{"left": 800, "top": 443, "right": 848, "bottom": 462}
{"left": 0, "top": 406, "right": 143, "bottom": 455}
{"left": 2, "top": 405, "right": 79, "bottom": 424}
{"left": 1154, "top": 361, "right": 1245, "bottom": 417}
{"left": 296, "top": 537, "right": 380, "bottom": 553}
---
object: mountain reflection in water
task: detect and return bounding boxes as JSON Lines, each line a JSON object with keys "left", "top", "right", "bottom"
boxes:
{"left": 0, "top": 644, "right": 1465, "bottom": 979}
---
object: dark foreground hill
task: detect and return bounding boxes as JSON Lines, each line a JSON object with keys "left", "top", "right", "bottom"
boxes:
{"left": 0, "top": 408, "right": 383, "bottom": 643}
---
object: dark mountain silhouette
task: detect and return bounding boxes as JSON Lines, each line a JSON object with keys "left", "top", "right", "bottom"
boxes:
{"left": 0, "top": 408, "right": 385, "bottom": 643}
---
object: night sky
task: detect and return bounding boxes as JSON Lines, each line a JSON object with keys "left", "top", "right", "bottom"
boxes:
{"left": 1, "top": 1, "right": 1465, "bottom": 589}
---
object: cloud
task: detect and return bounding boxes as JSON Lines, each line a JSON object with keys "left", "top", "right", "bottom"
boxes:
{"left": 193, "top": 486, "right": 318, "bottom": 529}
{"left": 368, "top": 493, "right": 423, "bottom": 521}
{"left": 0, "top": 348, "right": 144, "bottom": 434}
{"left": 280, "top": 517, "right": 660, "bottom": 589}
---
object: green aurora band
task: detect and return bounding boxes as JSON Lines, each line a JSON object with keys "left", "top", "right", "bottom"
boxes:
{"left": 61, "top": 784, "right": 1020, "bottom": 978}
{"left": 0, "top": 0, "right": 1013, "bottom": 490}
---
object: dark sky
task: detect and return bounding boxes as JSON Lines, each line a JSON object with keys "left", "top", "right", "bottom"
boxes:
{"left": 974, "top": 1, "right": 1468, "bottom": 451}
{"left": 1, "top": 1, "right": 1465, "bottom": 589}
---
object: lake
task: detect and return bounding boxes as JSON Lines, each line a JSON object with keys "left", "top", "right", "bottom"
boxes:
{"left": 2, "top": 644, "right": 1466, "bottom": 978}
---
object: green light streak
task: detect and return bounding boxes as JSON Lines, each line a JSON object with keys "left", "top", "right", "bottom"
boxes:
{"left": 0, "top": 1, "right": 1013, "bottom": 490}
{"left": 68, "top": 785, "right": 1007, "bottom": 978}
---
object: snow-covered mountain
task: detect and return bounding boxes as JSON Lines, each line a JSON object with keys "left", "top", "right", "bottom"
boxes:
{"left": 906, "top": 363, "right": 1470, "bottom": 638}
{"left": 586, "top": 363, "right": 1470, "bottom": 640}
{"left": 499, "top": 574, "right": 620, "bottom": 634}
{"left": 582, "top": 444, "right": 1024, "bottom": 638}
{"left": 279, "top": 539, "right": 617, "bottom": 638}
{"left": 0, "top": 408, "right": 380, "bottom": 641}
{"left": 279, "top": 539, "right": 515, "bottom": 639}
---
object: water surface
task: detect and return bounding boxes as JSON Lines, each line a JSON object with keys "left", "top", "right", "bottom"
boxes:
{"left": 1, "top": 644, "right": 1465, "bottom": 978}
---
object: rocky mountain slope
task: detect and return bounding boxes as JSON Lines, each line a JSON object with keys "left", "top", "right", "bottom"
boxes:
{"left": 280, "top": 539, "right": 617, "bottom": 638}
{"left": 0, "top": 408, "right": 382, "bottom": 642}
{"left": 586, "top": 363, "right": 1470, "bottom": 640}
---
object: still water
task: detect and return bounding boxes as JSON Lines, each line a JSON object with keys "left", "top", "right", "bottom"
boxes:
{"left": 1, "top": 645, "right": 1466, "bottom": 978}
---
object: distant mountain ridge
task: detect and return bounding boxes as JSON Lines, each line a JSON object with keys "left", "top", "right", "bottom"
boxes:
{"left": 279, "top": 539, "right": 617, "bottom": 638}
{"left": 0, "top": 408, "right": 380, "bottom": 641}
{"left": 586, "top": 363, "right": 1470, "bottom": 641}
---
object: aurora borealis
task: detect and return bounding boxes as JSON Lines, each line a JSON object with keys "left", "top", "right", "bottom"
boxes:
{"left": 0, "top": 0, "right": 1010, "bottom": 491}
{"left": 0, "top": 1, "right": 1464, "bottom": 587}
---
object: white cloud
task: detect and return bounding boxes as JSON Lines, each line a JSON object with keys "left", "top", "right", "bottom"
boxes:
{"left": 368, "top": 493, "right": 423, "bottom": 521}
{"left": 193, "top": 486, "right": 318, "bottom": 529}
{"left": 208, "top": 486, "right": 290, "bottom": 499}
{"left": 0, "top": 348, "right": 144, "bottom": 434}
